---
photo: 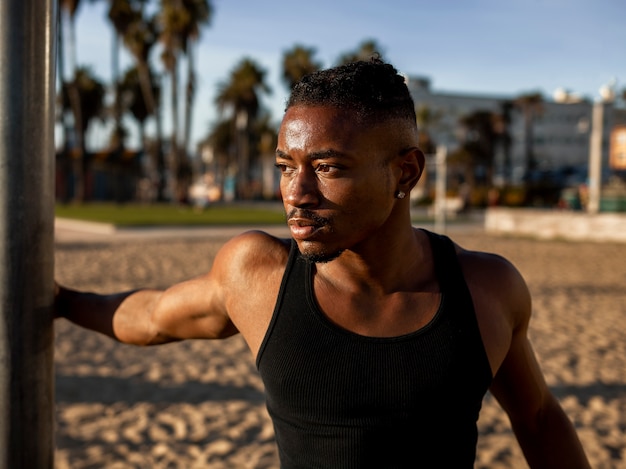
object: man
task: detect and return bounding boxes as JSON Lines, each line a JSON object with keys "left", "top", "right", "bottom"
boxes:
{"left": 56, "top": 59, "right": 590, "bottom": 468}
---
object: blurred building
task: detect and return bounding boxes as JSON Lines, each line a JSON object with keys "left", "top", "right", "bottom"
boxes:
{"left": 406, "top": 76, "right": 625, "bottom": 186}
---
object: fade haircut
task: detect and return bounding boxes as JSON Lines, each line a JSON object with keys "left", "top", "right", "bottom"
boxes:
{"left": 286, "top": 58, "right": 417, "bottom": 126}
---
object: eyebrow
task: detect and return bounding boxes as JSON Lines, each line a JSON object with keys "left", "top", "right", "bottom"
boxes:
{"left": 275, "top": 149, "right": 350, "bottom": 161}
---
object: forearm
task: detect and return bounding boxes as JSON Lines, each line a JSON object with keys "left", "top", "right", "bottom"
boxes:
{"left": 56, "top": 285, "right": 171, "bottom": 345}
{"left": 514, "top": 396, "right": 590, "bottom": 469}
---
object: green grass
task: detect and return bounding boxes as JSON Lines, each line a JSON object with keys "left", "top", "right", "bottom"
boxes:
{"left": 55, "top": 202, "right": 451, "bottom": 228}
{"left": 55, "top": 202, "right": 287, "bottom": 227}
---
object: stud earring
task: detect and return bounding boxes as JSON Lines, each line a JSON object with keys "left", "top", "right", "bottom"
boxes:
{"left": 396, "top": 191, "right": 406, "bottom": 199}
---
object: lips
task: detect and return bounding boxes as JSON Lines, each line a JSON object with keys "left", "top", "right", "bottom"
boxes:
{"left": 288, "top": 218, "right": 321, "bottom": 239}
{"left": 286, "top": 209, "right": 330, "bottom": 240}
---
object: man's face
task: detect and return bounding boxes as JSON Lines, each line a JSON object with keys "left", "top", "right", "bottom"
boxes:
{"left": 276, "top": 105, "right": 402, "bottom": 262}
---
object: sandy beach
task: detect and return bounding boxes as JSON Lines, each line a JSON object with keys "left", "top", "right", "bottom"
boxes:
{"left": 54, "top": 228, "right": 626, "bottom": 468}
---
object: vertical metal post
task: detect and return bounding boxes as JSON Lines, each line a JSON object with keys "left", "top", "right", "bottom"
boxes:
{"left": 434, "top": 145, "right": 447, "bottom": 233}
{"left": 588, "top": 102, "right": 604, "bottom": 214}
{"left": 0, "top": 0, "right": 57, "bottom": 467}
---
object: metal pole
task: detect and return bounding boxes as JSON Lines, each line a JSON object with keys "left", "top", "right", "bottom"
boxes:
{"left": 587, "top": 102, "right": 604, "bottom": 214}
{"left": 0, "top": 0, "right": 57, "bottom": 467}
{"left": 434, "top": 145, "right": 447, "bottom": 233}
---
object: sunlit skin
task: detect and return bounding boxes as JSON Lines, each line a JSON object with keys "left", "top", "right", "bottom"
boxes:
{"left": 276, "top": 105, "right": 424, "bottom": 265}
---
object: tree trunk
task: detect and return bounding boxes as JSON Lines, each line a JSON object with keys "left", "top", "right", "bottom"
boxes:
{"left": 67, "top": 82, "right": 85, "bottom": 202}
{"left": 65, "top": 13, "right": 85, "bottom": 202}
{"left": 56, "top": 6, "right": 72, "bottom": 202}
{"left": 183, "top": 41, "right": 195, "bottom": 162}
{"left": 235, "top": 109, "right": 250, "bottom": 200}
{"left": 111, "top": 30, "right": 123, "bottom": 148}
{"left": 137, "top": 62, "right": 166, "bottom": 201}
{"left": 170, "top": 56, "right": 181, "bottom": 202}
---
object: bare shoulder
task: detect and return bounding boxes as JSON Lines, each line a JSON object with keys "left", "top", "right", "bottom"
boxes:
{"left": 144, "top": 231, "right": 290, "bottom": 348}
{"left": 455, "top": 245, "right": 524, "bottom": 288}
{"left": 455, "top": 242, "right": 531, "bottom": 324}
{"left": 452, "top": 241, "right": 532, "bottom": 375}
{"left": 210, "top": 231, "right": 292, "bottom": 354}
{"left": 212, "top": 230, "right": 292, "bottom": 283}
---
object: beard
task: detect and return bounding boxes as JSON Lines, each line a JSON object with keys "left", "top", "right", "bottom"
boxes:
{"left": 299, "top": 247, "right": 344, "bottom": 264}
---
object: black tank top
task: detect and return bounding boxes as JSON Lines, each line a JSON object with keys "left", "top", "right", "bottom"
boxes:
{"left": 256, "top": 231, "right": 492, "bottom": 468}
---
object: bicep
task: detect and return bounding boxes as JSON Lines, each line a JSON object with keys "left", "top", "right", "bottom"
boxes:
{"left": 139, "top": 274, "right": 237, "bottom": 344}
{"left": 490, "top": 331, "right": 552, "bottom": 425}
{"left": 137, "top": 231, "right": 287, "bottom": 346}
{"left": 489, "top": 271, "right": 551, "bottom": 424}
{"left": 465, "top": 249, "right": 548, "bottom": 420}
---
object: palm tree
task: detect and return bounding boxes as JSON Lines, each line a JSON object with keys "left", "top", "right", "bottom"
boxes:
{"left": 59, "top": 0, "right": 84, "bottom": 137}
{"left": 336, "top": 39, "right": 384, "bottom": 65}
{"left": 58, "top": 0, "right": 83, "bottom": 198}
{"left": 120, "top": 66, "right": 158, "bottom": 148}
{"left": 123, "top": 12, "right": 168, "bottom": 199}
{"left": 61, "top": 67, "right": 106, "bottom": 201}
{"left": 203, "top": 118, "right": 235, "bottom": 200}
{"left": 451, "top": 110, "right": 498, "bottom": 190}
{"left": 180, "top": 0, "right": 212, "bottom": 162}
{"left": 57, "top": 6, "right": 73, "bottom": 203}
{"left": 158, "top": 0, "right": 212, "bottom": 203}
{"left": 253, "top": 114, "right": 279, "bottom": 199}
{"left": 281, "top": 44, "right": 322, "bottom": 90}
{"left": 60, "top": 0, "right": 82, "bottom": 74}
{"left": 123, "top": 11, "right": 159, "bottom": 118}
{"left": 215, "top": 58, "right": 271, "bottom": 199}
{"left": 118, "top": 65, "right": 163, "bottom": 201}
{"left": 106, "top": 0, "right": 140, "bottom": 149}
{"left": 514, "top": 92, "right": 544, "bottom": 178}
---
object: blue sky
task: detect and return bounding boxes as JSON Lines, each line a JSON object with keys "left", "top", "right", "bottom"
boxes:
{"left": 71, "top": 0, "right": 625, "bottom": 150}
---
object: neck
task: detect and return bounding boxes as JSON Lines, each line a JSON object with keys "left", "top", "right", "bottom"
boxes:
{"left": 315, "top": 224, "right": 428, "bottom": 294}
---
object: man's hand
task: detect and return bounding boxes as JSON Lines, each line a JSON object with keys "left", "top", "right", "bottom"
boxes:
{"left": 53, "top": 281, "right": 62, "bottom": 319}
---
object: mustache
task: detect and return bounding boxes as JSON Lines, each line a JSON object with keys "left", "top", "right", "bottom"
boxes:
{"left": 287, "top": 209, "right": 330, "bottom": 225}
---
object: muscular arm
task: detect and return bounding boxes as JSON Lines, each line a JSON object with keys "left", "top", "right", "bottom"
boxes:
{"left": 56, "top": 285, "right": 166, "bottom": 344}
{"left": 491, "top": 333, "right": 590, "bottom": 468}
{"left": 56, "top": 278, "right": 237, "bottom": 346}
{"left": 55, "top": 231, "right": 285, "bottom": 346}
{"left": 485, "top": 258, "right": 590, "bottom": 468}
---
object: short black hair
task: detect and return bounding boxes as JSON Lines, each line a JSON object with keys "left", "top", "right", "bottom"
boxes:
{"left": 286, "top": 58, "right": 416, "bottom": 125}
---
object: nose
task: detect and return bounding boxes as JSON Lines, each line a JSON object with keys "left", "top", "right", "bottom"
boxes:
{"left": 282, "top": 166, "right": 320, "bottom": 208}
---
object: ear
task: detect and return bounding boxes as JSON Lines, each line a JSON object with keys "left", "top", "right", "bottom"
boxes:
{"left": 397, "top": 147, "right": 425, "bottom": 193}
